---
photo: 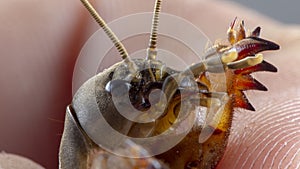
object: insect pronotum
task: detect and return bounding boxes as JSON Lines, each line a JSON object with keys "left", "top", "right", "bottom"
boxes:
{"left": 59, "top": 0, "right": 279, "bottom": 169}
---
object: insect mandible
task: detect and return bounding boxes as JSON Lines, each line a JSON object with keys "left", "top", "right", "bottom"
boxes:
{"left": 59, "top": 0, "right": 280, "bottom": 169}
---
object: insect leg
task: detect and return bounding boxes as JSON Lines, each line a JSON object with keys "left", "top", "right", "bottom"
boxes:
{"left": 195, "top": 91, "right": 232, "bottom": 169}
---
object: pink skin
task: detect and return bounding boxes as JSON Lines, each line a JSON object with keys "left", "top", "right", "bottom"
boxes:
{"left": 1, "top": 0, "right": 300, "bottom": 168}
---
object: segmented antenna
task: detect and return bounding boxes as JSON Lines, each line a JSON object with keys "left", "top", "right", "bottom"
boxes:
{"left": 147, "top": 0, "right": 162, "bottom": 60}
{"left": 80, "top": 0, "right": 130, "bottom": 61}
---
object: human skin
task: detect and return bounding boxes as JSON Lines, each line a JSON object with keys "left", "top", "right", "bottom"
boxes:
{"left": 0, "top": 0, "right": 299, "bottom": 168}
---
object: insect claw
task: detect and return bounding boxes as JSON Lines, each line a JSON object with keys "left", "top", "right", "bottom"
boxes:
{"left": 259, "top": 60, "right": 278, "bottom": 72}
{"left": 227, "top": 17, "right": 237, "bottom": 45}
{"left": 234, "top": 60, "right": 277, "bottom": 74}
{"left": 234, "top": 37, "right": 279, "bottom": 60}
{"left": 229, "top": 17, "right": 238, "bottom": 30}
{"left": 252, "top": 79, "right": 268, "bottom": 91}
{"left": 236, "top": 20, "right": 246, "bottom": 41}
{"left": 227, "top": 53, "right": 264, "bottom": 69}
{"left": 234, "top": 75, "right": 268, "bottom": 91}
{"left": 251, "top": 37, "right": 280, "bottom": 51}
{"left": 244, "top": 102, "right": 255, "bottom": 111}
{"left": 251, "top": 26, "right": 261, "bottom": 37}
{"left": 233, "top": 91, "right": 255, "bottom": 111}
{"left": 241, "top": 20, "right": 245, "bottom": 26}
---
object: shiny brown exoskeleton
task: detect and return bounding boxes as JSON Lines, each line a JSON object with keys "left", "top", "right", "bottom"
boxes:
{"left": 59, "top": 1, "right": 279, "bottom": 169}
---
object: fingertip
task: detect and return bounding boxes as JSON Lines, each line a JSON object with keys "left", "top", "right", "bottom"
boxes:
{"left": 0, "top": 152, "right": 45, "bottom": 169}
{"left": 217, "top": 98, "right": 300, "bottom": 169}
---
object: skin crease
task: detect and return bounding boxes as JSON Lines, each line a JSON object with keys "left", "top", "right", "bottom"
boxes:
{"left": 0, "top": 0, "right": 300, "bottom": 168}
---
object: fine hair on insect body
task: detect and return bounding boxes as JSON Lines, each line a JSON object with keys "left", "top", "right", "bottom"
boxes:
{"left": 59, "top": 0, "right": 280, "bottom": 169}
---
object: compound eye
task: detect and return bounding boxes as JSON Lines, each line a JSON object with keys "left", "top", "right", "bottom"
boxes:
{"left": 105, "top": 79, "right": 132, "bottom": 96}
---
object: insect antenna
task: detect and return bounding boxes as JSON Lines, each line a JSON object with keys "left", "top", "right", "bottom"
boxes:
{"left": 80, "top": 0, "right": 137, "bottom": 72}
{"left": 147, "top": 0, "right": 162, "bottom": 60}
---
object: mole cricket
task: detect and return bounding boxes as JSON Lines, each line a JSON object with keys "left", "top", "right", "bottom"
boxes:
{"left": 59, "top": 0, "right": 279, "bottom": 168}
